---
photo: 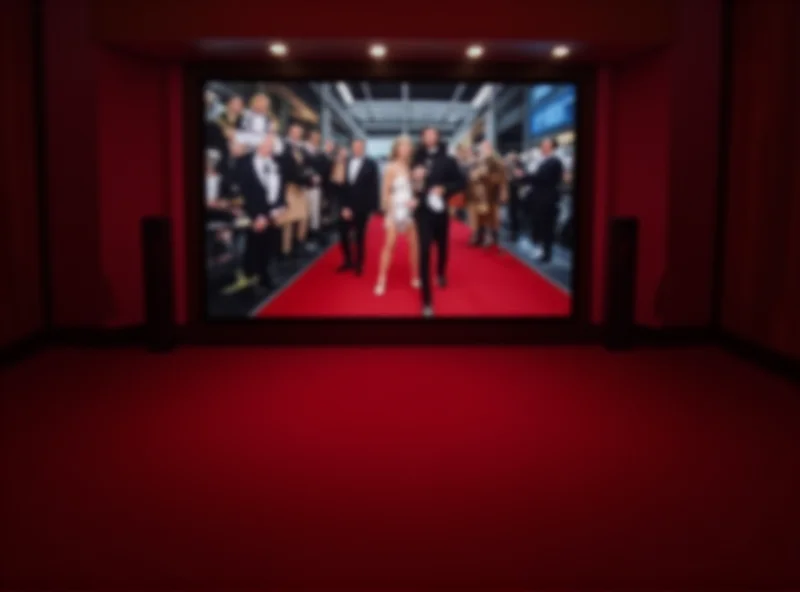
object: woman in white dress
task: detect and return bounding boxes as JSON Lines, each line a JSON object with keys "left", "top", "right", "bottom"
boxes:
{"left": 374, "top": 135, "right": 421, "bottom": 296}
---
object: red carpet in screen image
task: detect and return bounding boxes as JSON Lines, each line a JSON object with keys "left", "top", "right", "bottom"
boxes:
{"left": 257, "top": 216, "right": 571, "bottom": 317}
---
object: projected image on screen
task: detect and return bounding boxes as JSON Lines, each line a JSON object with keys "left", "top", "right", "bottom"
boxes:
{"left": 203, "top": 80, "right": 576, "bottom": 319}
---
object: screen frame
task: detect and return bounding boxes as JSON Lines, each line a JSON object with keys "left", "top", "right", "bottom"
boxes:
{"left": 184, "top": 60, "right": 596, "bottom": 345}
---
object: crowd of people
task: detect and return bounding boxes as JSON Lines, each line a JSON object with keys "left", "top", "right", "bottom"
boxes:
{"left": 205, "top": 89, "right": 571, "bottom": 318}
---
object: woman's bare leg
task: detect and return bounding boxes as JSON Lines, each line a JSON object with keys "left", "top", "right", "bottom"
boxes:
{"left": 375, "top": 222, "right": 396, "bottom": 295}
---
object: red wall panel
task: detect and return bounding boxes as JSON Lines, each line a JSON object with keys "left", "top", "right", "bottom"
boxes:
{"left": 590, "top": 70, "right": 612, "bottom": 325}
{"left": 577, "top": 0, "right": 722, "bottom": 329}
{"left": 167, "top": 66, "right": 187, "bottom": 325}
{"left": 722, "top": 0, "right": 800, "bottom": 359}
{"left": 608, "top": 52, "right": 672, "bottom": 328}
{"left": 0, "top": 0, "right": 42, "bottom": 347}
{"left": 44, "top": 0, "right": 104, "bottom": 327}
{"left": 45, "top": 0, "right": 178, "bottom": 328}
{"left": 663, "top": 0, "right": 721, "bottom": 327}
{"left": 96, "top": 52, "right": 171, "bottom": 327}
{"left": 90, "top": 0, "right": 675, "bottom": 47}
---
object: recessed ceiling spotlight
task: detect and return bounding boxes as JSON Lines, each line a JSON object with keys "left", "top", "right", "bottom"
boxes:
{"left": 268, "top": 42, "right": 288, "bottom": 57}
{"left": 466, "top": 45, "right": 484, "bottom": 59}
{"left": 551, "top": 45, "right": 570, "bottom": 59}
{"left": 369, "top": 44, "right": 387, "bottom": 59}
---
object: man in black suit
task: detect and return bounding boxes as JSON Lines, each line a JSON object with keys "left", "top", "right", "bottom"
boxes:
{"left": 337, "top": 138, "right": 379, "bottom": 276}
{"left": 230, "top": 133, "right": 287, "bottom": 290}
{"left": 411, "top": 127, "right": 465, "bottom": 318}
{"left": 319, "top": 139, "right": 337, "bottom": 231}
{"left": 505, "top": 152, "right": 524, "bottom": 242}
{"left": 305, "top": 129, "right": 332, "bottom": 246}
{"left": 514, "top": 137, "right": 564, "bottom": 263}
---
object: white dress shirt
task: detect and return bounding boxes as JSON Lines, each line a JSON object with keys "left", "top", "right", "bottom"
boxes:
{"left": 348, "top": 157, "right": 363, "bottom": 184}
{"left": 205, "top": 174, "right": 221, "bottom": 206}
{"left": 423, "top": 149, "right": 445, "bottom": 212}
{"left": 253, "top": 155, "right": 281, "bottom": 205}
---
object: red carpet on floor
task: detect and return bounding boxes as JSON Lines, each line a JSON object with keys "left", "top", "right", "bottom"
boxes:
{"left": 258, "top": 216, "right": 571, "bottom": 317}
{"left": 1, "top": 346, "right": 799, "bottom": 590}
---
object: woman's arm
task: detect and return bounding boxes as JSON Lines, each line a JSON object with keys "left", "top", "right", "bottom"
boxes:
{"left": 381, "top": 163, "right": 395, "bottom": 213}
{"left": 329, "top": 159, "right": 345, "bottom": 187}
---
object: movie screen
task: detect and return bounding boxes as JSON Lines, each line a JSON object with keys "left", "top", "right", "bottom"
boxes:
{"left": 203, "top": 80, "right": 577, "bottom": 318}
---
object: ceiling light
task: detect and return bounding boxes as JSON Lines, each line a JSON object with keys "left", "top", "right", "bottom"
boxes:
{"left": 268, "top": 42, "right": 287, "bottom": 57}
{"left": 551, "top": 45, "right": 570, "bottom": 59}
{"left": 466, "top": 45, "right": 484, "bottom": 59}
{"left": 369, "top": 44, "right": 387, "bottom": 59}
{"left": 336, "top": 82, "right": 354, "bottom": 105}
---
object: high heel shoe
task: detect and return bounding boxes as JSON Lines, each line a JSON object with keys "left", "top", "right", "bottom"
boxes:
{"left": 374, "top": 282, "right": 386, "bottom": 296}
{"left": 411, "top": 278, "right": 421, "bottom": 289}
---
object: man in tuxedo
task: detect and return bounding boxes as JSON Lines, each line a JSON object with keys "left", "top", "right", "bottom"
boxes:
{"left": 207, "top": 95, "right": 245, "bottom": 171}
{"left": 514, "top": 137, "right": 564, "bottom": 263}
{"left": 305, "top": 129, "right": 331, "bottom": 245}
{"left": 411, "top": 127, "right": 465, "bottom": 318}
{"left": 320, "top": 139, "right": 337, "bottom": 230}
{"left": 230, "top": 133, "right": 286, "bottom": 290}
{"left": 505, "top": 152, "right": 524, "bottom": 242}
{"left": 338, "top": 138, "right": 379, "bottom": 276}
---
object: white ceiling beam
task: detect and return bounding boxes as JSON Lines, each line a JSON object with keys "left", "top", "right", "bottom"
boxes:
{"left": 335, "top": 81, "right": 355, "bottom": 106}
{"left": 310, "top": 83, "right": 368, "bottom": 140}
{"left": 361, "top": 121, "right": 459, "bottom": 132}
{"left": 450, "top": 84, "right": 503, "bottom": 148}
{"left": 401, "top": 82, "right": 411, "bottom": 134}
{"left": 360, "top": 82, "right": 376, "bottom": 120}
{"left": 441, "top": 83, "right": 466, "bottom": 121}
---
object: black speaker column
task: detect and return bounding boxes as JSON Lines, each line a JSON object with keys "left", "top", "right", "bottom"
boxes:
{"left": 604, "top": 217, "right": 639, "bottom": 350}
{"left": 141, "top": 216, "right": 175, "bottom": 352}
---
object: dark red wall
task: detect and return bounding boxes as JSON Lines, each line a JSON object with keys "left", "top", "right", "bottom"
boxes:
{"left": 90, "top": 0, "right": 675, "bottom": 46}
{"left": 664, "top": 0, "right": 721, "bottom": 327}
{"left": 39, "top": 0, "right": 725, "bottom": 333}
{"left": 0, "top": 0, "right": 42, "bottom": 348}
{"left": 722, "top": 0, "right": 800, "bottom": 359}
{"left": 592, "top": 0, "right": 721, "bottom": 328}
{"left": 606, "top": 51, "right": 672, "bottom": 327}
{"left": 44, "top": 0, "right": 181, "bottom": 328}
{"left": 44, "top": 0, "right": 103, "bottom": 327}
{"left": 96, "top": 51, "right": 172, "bottom": 327}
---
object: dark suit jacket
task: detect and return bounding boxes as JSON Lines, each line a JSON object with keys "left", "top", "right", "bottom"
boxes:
{"left": 230, "top": 153, "right": 287, "bottom": 220}
{"left": 206, "top": 113, "right": 244, "bottom": 170}
{"left": 519, "top": 156, "right": 564, "bottom": 206}
{"left": 307, "top": 150, "right": 331, "bottom": 179}
{"left": 342, "top": 157, "right": 380, "bottom": 215}
{"left": 283, "top": 142, "right": 318, "bottom": 189}
{"left": 412, "top": 143, "right": 465, "bottom": 215}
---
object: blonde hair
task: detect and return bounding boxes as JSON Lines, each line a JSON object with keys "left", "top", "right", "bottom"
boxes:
{"left": 390, "top": 135, "right": 413, "bottom": 162}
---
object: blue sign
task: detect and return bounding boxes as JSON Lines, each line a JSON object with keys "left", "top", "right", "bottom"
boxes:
{"left": 530, "top": 86, "right": 576, "bottom": 135}
{"left": 531, "top": 84, "right": 554, "bottom": 102}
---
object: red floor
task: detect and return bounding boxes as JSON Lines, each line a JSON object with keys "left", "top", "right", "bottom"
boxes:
{"left": 1, "top": 346, "right": 799, "bottom": 590}
{"left": 258, "top": 216, "right": 571, "bottom": 317}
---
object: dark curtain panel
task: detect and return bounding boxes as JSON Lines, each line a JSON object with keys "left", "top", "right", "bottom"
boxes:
{"left": 722, "top": 0, "right": 800, "bottom": 358}
{"left": 0, "top": 0, "right": 43, "bottom": 347}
